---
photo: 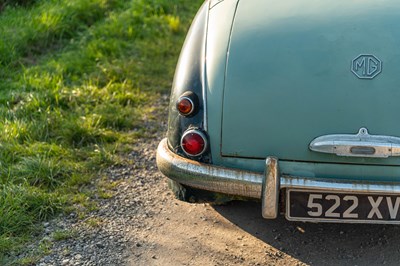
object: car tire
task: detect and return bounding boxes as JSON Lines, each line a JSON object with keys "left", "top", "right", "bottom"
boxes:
{"left": 167, "top": 179, "right": 234, "bottom": 205}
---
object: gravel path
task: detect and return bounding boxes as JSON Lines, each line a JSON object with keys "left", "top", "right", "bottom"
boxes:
{"left": 18, "top": 98, "right": 400, "bottom": 266}
{"left": 20, "top": 98, "right": 170, "bottom": 266}
{"left": 33, "top": 137, "right": 166, "bottom": 266}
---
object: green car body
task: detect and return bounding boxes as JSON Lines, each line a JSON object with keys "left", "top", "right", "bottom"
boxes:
{"left": 157, "top": 0, "right": 400, "bottom": 224}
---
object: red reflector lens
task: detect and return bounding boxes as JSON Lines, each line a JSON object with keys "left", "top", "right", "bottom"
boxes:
{"left": 177, "top": 97, "right": 194, "bottom": 115}
{"left": 181, "top": 131, "right": 206, "bottom": 156}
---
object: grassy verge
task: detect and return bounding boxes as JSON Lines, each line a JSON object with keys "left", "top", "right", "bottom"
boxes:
{"left": 0, "top": 0, "right": 203, "bottom": 263}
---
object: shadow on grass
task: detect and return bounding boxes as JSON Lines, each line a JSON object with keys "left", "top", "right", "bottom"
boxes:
{"left": 213, "top": 200, "right": 400, "bottom": 265}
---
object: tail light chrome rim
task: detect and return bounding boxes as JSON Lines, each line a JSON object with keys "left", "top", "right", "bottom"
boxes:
{"left": 180, "top": 129, "right": 208, "bottom": 157}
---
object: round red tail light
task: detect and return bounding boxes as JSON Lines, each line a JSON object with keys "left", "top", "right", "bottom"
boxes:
{"left": 181, "top": 130, "right": 207, "bottom": 156}
{"left": 177, "top": 97, "right": 194, "bottom": 115}
{"left": 176, "top": 92, "right": 198, "bottom": 116}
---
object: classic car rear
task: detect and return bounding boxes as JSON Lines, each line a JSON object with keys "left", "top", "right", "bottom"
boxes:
{"left": 157, "top": 0, "right": 400, "bottom": 224}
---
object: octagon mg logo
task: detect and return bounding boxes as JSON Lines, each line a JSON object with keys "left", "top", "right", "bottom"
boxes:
{"left": 351, "top": 54, "right": 382, "bottom": 79}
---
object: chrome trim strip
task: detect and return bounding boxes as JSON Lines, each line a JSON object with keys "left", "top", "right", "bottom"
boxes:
{"left": 262, "top": 157, "right": 279, "bottom": 219}
{"left": 309, "top": 127, "right": 400, "bottom": 158}
{"left": 202, "top": 0, "right": 210, "bottom": 132}
{"left": 280, "top": 176, "right": 400, "bottom": 194}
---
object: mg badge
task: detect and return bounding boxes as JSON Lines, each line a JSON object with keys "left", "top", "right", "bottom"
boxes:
{"left": 351, "top": 54, "right": 382, "bottom": 79}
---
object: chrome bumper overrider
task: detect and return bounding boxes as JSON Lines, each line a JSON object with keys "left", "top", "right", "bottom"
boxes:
{"left": 156, "top": 138, "right": 400, "bottom": 219}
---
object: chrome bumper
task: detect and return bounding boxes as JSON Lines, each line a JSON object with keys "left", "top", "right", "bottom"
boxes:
{"left": 156, "top": 138, "right": 400, "bottom": 219}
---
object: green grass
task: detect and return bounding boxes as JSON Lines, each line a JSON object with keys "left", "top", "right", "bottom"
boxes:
{"left": 52, "top": 229, "right": 78, "bottom": 241}
{"left": 0, "top": 0, "right": 203, "bottom": 263}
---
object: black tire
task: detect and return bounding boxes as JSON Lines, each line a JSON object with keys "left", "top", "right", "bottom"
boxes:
{"left": 168, "top": 179, "right": 234, "bottom": 205}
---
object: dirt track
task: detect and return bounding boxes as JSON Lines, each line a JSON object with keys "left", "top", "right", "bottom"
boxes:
{"left": 128, "top": 139, "right": 400, "bottom": 266}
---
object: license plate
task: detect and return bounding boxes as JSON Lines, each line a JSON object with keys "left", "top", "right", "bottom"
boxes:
{"left": 286, "top": 189, "right": 400, "bottom": 224}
